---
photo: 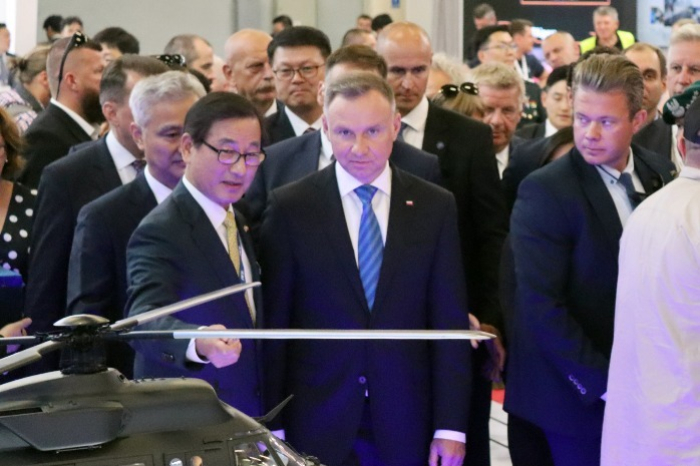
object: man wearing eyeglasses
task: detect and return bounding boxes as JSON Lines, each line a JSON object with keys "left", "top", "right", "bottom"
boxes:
{"left": 264, "top": 26, "right": 330, "bottom": 145}
{"left": 126, "top": 91, "right": 266, "bottom": 417}
{"left": 18, "top": 34, "right": 105, "bottom": 188}
{"left": 377, "top": 22, "right": 506, "bottom": 466}
{"left": 66, "top": 71, "right": 205, "bottom": 378}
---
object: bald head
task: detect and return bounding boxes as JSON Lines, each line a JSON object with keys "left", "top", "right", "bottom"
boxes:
{"left": 223, "top": 29, "right": 276, "bottom": 115}
{"left": 376, "top": 22, "right": 433, "bottom": 116}
{"left": 542, "top": 31, "right": 580, "bottom": 68}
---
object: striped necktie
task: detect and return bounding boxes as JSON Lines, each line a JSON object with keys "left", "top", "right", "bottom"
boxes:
{"left": 397, "top": 121, "right": 409, "bottom": 142}
{"left": 355, "top": 185, "right": 383, "bottom": 310}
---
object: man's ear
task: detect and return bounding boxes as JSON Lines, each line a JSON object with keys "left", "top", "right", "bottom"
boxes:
{"left": 181, "top": 132, "right": 194, "bottom": 164}
{"left": 130, "top": 122, "right": 145, "bottom": 151}
{"left": 102, "top": 101, "right": 117, "bottom": 125}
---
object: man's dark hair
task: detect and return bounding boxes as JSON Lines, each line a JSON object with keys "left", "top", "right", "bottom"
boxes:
{"left": 545, "top": 65, "right": 572, "bottom": 91}
{"left": 43, "top": 15, "right": 63, "bottom": 32}
{"left": 326, "top": 45, "right": 387, "bottom": 78}
{"left": 100, "top": 55, "right": 169, "bottom": 105}
{"left": 273, "top": 15, "right": 293, "bottom": 28}
{"left": 184, "top": 92, "right": 263, "bottom": 145}
{"left": 510, "top": 19, "right": 533, "bottom": 37}
{"left": 473, "top": 3, "right": 496, "bottom": 19}
{"left": 60, "top": 16, "right": 83, "bottom": 30}
{"left": 93, "top": 27, "right": 140, "bottom": 55}
{"left": 267, "top": 26, "right": 332, "bottom": 62}
{"left": 474, "top": 24, "right": 510, "bottom": 51}
{"left": 371, "top": 14, "right": 393, "bottom": 32}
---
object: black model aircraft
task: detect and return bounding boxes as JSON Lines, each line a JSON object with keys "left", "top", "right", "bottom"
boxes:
{"left": 0, "top": 283, "right": 493, "bottom": 466}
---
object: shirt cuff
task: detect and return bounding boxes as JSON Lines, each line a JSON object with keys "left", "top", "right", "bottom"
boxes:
{"left": 186, "top": 338, "right": 210, "bottom": 364}
{"left": 271, "top": 429, "right": 285, "bottom": 440}
{"left": 434, "top": 430, "right": 466, "bottom": 443}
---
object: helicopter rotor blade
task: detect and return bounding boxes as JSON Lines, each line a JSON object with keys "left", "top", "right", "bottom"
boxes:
{"left": 0, "top": 340, "right": 65, "bottom": 374}
{"left": 119, "top": 329, "right": 495, "bottom": 341}
{"left": 0, "top": 335, "right": 39, "bottom": 346}
{"left": 110, "top": 282, "right": 261, "bottom": 332}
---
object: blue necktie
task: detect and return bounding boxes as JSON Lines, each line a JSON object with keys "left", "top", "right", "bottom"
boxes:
{"left": 397, "top": 121, "right": 408, "bottom": 142}
{"left": 618, "top": 172, "right": 640, "bottom": 209}
{"left": 355, "top": 185, "right": 383, "bottom": 310}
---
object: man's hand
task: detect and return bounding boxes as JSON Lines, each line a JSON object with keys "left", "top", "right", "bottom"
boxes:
{"left": 0, "top": 317, "right": 32, "bottom": 353}
{"left": 481, "top": 323, "right": 506, "bottom": 383}
{"left": 194, "top": 324, "right": 242, "bottom": 368}
{"left": 468, "top": 313, "right": 481, "bottom": 349}
{"left": 429, "top": 438, "right": 465, "bottom": 466}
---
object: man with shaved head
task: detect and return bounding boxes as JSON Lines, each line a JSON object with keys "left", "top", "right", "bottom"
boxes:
{"left": 377, "top": 21, "right": 508, "bottom": 466}
{"left": 224, "top": 29, "right": 277, "bottom": 116}
{"left": 542, "top": 31, "right": 580, "bottom": 69}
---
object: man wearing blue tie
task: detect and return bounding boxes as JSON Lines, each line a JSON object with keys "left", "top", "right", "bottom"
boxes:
{"left": 260, "top": 71, "right": 472, "bottom": 466}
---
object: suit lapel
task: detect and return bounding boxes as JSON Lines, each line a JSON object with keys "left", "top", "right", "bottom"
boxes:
{"left": 569, "top": 149, "right": 622, "bottom": 245}
{"left": 50, "top": 103, "right": 92, "bottom": 142}
{"left": 299, "top": 131, "right": 323, "bottom": 174}
{"left": 235, "top": 209, "right": 263, "bottom": 327}
{"left": 316, "top": 168, "right": 370, "bottom": 313}
{"left": 633, "top": 146, "right": 668, "bottom": 195}
{"left": 423, "top": 104, "right": 448, "bottom": 160}
{"left": 90, "top": 138, "right": 123, "bottom": 191}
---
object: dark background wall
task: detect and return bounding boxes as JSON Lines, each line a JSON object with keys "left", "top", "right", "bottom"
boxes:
{"left": 463, "top": 0, "right": 637, "bottom": 59}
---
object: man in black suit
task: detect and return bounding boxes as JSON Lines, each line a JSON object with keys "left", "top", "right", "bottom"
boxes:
{"left": 632, "top": 24, "right": 700, "bottom": 169}
{"left": 377, "top": 22, "right": 507, "bottom": 465}
{"left": 261, "top": 71, "right": 472, "bottom": 466}
{"left": 18, "top": 34, "right": 105, "bottom": 188}
{"left": 126, "top": 92, "right": 266, "bottom": 416}
{"left": 244, "top": 44, "right": 442, "bottom": 227}
{"left": 23, "top": 56, "right": 169, "bottom": 373}
{"left": 67, "top": 71, "right": 205, "bottom": 377}
{"left": 506, "top": 54, "right": 675, "bottom": 466}
{"left": 263, "top": 26, "right": 331, "bottom": 145}
{"left": 515, "top": 65, "right": 572, "bottom": 140}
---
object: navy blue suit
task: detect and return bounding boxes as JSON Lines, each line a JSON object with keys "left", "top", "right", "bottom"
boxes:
{"left": 505, "top": 146, "right": 675, "bottom": 457}
{"left": 260, "top": 164, "right": 472, "bottom": 466}
{"left": 67, "top": 174, "right": 158, "bottom": 377}
{"left": 243, "top": 130, "right": 442, "bottom": 229}
{"left": 262, "top": 102, "right": 295, "bottom": 146}
{"left": 126, "top": 181, "right": 263, "bottom": 416}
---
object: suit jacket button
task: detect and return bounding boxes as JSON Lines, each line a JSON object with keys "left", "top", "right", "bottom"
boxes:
{"left": 162, "top": 352, "right": 175, "bottom": 363}
{"left": 581, "top": 388, "right": 587, "bottom": 395}
{"left": 358, "top": 376, "right": 367, "bottom": 385}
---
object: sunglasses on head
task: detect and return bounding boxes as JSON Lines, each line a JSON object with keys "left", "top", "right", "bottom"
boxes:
{"left": 439, "top": 82, "right": 479, "bottom": 98}
{"left": 153, "top": 54, "right": 187, "bottom": 68}
{"left": 56, "top": 32, "right": 88, "bottom": 99}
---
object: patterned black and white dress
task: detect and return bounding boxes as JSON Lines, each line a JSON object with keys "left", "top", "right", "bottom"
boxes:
{"left": 1, "top": 182, "right": 36, "bottom": 281}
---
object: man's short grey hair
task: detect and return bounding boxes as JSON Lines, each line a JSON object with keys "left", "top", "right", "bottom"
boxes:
{"left": 470, "top": 62, "right": 526, "bottom": 104}
{"left": 164, "top": 34, "right": 210, "bottom": 66}
{"left": 572, "top": 54, "right": 643, "bottom": 118}
{"left": 670, "top": 23, "right": 700, "bottom": 47}
{"left": 129, "top": 70, "right": 206, "bottom": 127}
{"left": 431, "top": 53, "right": 470, "bottom": 84}
{"left": 324, "top": 71, "right": 395, "bottom": 112}
{"left": 594, "top": 6, "right": 618, "bottom": 21}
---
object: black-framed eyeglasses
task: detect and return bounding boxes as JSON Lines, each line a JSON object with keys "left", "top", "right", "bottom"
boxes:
{"left": 153, "top": 54, "right": 186, "bottom": 68}
{"left": 56, "top": 32, "right": 88, "bottom": 99}
{"left": 439, "top": 82, "right": 479, "bottom": 99}
{"left": 272, "top": 64, "right": 324, "bottom": 80}
{"left": 201, "top": 141, "right": 266, "bottom": 166}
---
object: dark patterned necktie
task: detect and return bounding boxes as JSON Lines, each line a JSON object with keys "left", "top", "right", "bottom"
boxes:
{"left": 131, "top": 159, "right": 146, "bottom": 175}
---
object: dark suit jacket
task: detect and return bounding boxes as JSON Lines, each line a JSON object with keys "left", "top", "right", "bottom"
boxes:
{"left": 515, "top": 121, "right": 546, "bottom": 140}
{"left": 126, "top": 181, "right": 263, "bottom": 417}
{"left": 260, "top": 164, "right": 472, "bottom": 466}
{"left": 24, "top": 138, "right": 122, "bottom": 354}
{"left": 17, "top": 102, "right": 93, "bottom": 188}
{"left": 263, "top": 101, "right": 295, "bottom": 146}
{"left": 243, "top": 130, "right": 443, "bottom": 228}
{"left": 422, "top": 103, "right": 508, "bottom": 329}
{"left": 632, "top": 118, "right": 672, "bottom": 161}
{"left": 504, "top": 145, "right": 675, "bottom": 437}
{"left": 67, "top": 174, "right": 158, "bottom": 377}
{"left": 502, "top": 135, "right": 554, "bottom": 212}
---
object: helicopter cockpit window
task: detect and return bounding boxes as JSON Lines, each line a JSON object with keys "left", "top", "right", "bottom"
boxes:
{"left": 231, "top": 436, "right": 305, "bottom": 466}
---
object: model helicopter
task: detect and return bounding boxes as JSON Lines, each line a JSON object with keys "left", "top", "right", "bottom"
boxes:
{"left": 0, "top": 283, "right": 494, "bottom": 466}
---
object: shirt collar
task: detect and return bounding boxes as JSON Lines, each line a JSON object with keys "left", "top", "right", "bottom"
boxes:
{"left": 679, "top": 165, "right": 700, "bottom": 181}
{"left": 182, "top": 176, "right": 229, "bottom": 229}
{"left": 50, "top": 98, "right": 99, "bottom": 139}
{"left": 320, "top": 128, "right": 333, "bottom": 161}
{"left": 106, "top": 132, "right": 137, "bottom": 170}
{"left": 401, "top": 96, "right": 429, "bottom": 134}
{"left": 264, "top": 99, "right": 278, "bottom": 117}
{"left": 335, "top": 159, "right": 392, "bottom": 199}
{"left": 144, "top": 167, "right": 174, "bottom": 204}
{"left": 284, "top": 105, "right": 322, "bottom": 136}
{"left": 595, "top": 147, "right": 635, "bottom": 181}
{"left": 544, "top": 119, "right": 559, "bottom": 137}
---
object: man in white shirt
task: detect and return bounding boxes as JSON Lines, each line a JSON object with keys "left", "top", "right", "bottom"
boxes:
{"left": 66, "top": 71, "right": 205, "bottom": 377}
{"left": 601, "top": 95, "right": 700, "bottom": 466}
{"left": 126, "top": 91, "right": 266, "bottom": 417}
{"left": 260, "top": 71, "right": 472, "bottom": 466}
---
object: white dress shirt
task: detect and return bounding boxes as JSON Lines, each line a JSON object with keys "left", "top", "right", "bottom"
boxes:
{"left": 594, "top": 149, "right": 644, "bottom": 227}
{"left": 182, "top": 176, "right": 255, "bottom": 364}
{"left": 495, "top": 145, "right": 510, "bottom": 180}
{"left": 106, "top": 132, "right": 139, "bottom": 185}
{"left": 144, "top": 167, "right": 173, "bottom": 205}
{"left": 264, "top": 99, "right": 278, "bottom": 118}
{"left": 318, "top": 129, "right": 334, "bottom": 170}
{"left": 400, "top": 96, "right": 429, "bottom": 149}
{"left": 544, "top": 119, "right": 559, "bottom": 138}
{"left": 285, "top": 105, "right": 322, "bottom": 137}
{"left": 601, "top": 166, "right": 700, "bottom": 466}
{"left": 50, "top": 98, "right": 100, "bottom": 140}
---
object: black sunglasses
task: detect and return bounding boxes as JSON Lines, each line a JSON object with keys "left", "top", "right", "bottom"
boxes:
{"left": 439, "top": 82, "right": 479, "bottom": 98}
{"left": 56, "top": 32, "right": 88, "bottom": 99}
{"left": 153, "top": 54, "right": 187, "bottom": 68}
